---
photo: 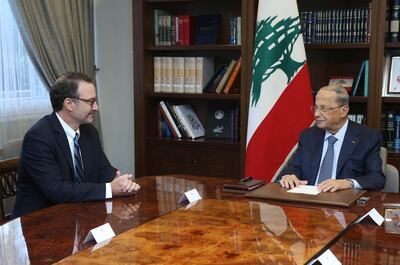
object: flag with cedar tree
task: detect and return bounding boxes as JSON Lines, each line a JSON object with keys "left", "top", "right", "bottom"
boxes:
{"left": 245, "top": 0, "right": 314, "bottom": 182}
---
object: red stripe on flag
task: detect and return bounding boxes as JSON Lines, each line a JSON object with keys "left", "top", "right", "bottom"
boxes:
{"left": 245, "top": 64, "right": 314, "bottom": 182}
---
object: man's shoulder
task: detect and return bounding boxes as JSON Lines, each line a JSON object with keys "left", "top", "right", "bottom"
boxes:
{"left": 26, "top": 113, "right": 54, "bottom": 134}
{"left": 347, "top": 120, "right": 380, "bottom": 137}
{"left": 80, "top": 123, "right": 99, "bottom": 137}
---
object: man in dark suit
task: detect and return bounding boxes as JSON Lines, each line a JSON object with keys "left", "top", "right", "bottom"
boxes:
{"left": 13, "top": 72, "right": 140, "bottom": 217}
{"left": 279, "top": 85, "right": 385, "bottom": 192}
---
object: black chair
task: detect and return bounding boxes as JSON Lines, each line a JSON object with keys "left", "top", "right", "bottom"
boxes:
{"left": 0, "top": 158, "right": 19, "bottom": 221}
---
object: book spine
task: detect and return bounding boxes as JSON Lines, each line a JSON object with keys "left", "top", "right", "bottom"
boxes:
{"left": 165, "top": 57, "right": 173, "bottom": 92}
{"left": 173, "top": 105, "right": 194, "bottom": 138}
{"left": 184, "top": 57, "right": 196, "bottom": 93}
{"left": 390, "top": 0, "right": 400, "bottom": 42}
{"left": 215, "top": 59, "right": 237, "bottom": 94}
{"left": 172, "top": 57, "right": 184, "bottom": 93}
{"left": 394, "top": 115, "right": 400, "bottom": 152}
{"left": 153, "top": 57, "right": 161, "bottom": 92}
{"left": 223, "top": 57, "right": 242, "bottom": 94}
{"left": 195, "top": 57, "right": 214, "bottom": 94}
{"left": 159, "top": 101, "right": 182, "bottom": 138}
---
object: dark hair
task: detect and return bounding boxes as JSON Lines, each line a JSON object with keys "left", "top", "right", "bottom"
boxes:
{"left": 50, "top": 72, "right": 93, "bottom": 111}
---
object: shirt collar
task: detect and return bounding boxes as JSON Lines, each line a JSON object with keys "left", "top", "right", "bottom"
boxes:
{"left": 324, "top": 119, "right": 348, "bottom": 142}
{"left": 55, "top": 112, "right": 80, "bottom": 138}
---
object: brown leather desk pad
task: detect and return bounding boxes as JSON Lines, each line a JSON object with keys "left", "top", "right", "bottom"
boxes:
{"left": 245, "top": 183, "right": 367, "bottom": 207}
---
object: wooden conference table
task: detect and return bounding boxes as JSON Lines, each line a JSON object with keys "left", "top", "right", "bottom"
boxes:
{"left": 1, "top": 175, "right": 399, "bottom": 264}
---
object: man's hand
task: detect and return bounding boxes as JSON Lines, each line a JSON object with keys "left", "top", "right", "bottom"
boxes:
{"left": 317, "top": 179, "right": 353, "bottom": 192}
{"left": 111, "top": 171, "right": 140, "bottom": 196}
{"left": 280, "top": 174, "right": 308, "bottom": 189}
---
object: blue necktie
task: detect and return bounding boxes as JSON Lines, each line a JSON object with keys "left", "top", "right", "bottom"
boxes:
{"left": 317, "top": 135, "right": 338, "bottom": 184}
{"left": 73, "top": 133, "right": 84, "bottom": 183}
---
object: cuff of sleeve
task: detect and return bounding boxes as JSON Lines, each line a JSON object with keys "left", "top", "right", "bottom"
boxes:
{"left": 346, "top": 178, "right": 361, "bottom": 189}
{"left": 106, "top": 183, "right": 112, "bottom": 199}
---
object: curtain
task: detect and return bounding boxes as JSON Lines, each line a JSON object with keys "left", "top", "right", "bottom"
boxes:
{"left": 0, "top": 0, "right": 51, "bottom": 159}
{"left": 7, "top": 0, "right": 96, "bottom": 89}
{"left": 4, "top": 0, "right": 102, "bottom": 153}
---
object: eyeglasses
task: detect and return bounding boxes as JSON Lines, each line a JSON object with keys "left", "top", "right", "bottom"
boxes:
{"left": 310, "top": 105, "right": 344, "bottom": 113}
{"left": 71, "top": 97, "right": 98, "bottom": 107}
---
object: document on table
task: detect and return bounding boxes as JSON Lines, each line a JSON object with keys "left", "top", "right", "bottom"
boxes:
{"left": 287, "top": 185, "right": 320, "bottom": 195}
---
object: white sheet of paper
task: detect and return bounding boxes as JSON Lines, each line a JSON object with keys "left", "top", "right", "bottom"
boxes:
{"left": 317, "top": 249, "right": 342, "bottom": 265}
{"left": 358, "top": 208, "right": 384, "bottom": 226}
{"left": 83, "top": 223, "right": 115, "bottom": 244}
{"left": 287, "top": 185, "right": 321, "bottom": 195}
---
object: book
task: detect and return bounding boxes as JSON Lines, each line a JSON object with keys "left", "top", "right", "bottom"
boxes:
{"left": 352, "top": 60, "right": 366, "bottom": 96}
{"left": 173, "top": 104, "right": 205, "bottom": 139}
{"left": 205, "top": 104, "right": 235, "bottom": 139}
{"left": 214, "top": 59, "right": 237, "bottom": 94}
{"left": 153, "top": 57, "right": 161, "bottom": 92}
{"left": 184, "top": 57, "right": 196, "bottom": 93}
{"left": 154, "top": 9, "right": 169, "bottom": 46}
{"left": 183, "top": 15, "right": 196, "bottom": 46}
{"left": 223, "top": 177, "right": 265, "bottom": 193}
{"left": 195, "top": 15, "right": 220, "bottom": 45}
{"left": 223, "top": 57, "right": 242, "bottom": 94}
{"left": 195, "top": 57, "right": 214, "bottom": 94}
{"left": 159, "top": 101, "right": 182, "bottom": 138}
{"left": 172, "top": 57, "right": 185, "bottom": 93}
{"left": 203, "top": 64, "right": 228, "bottom": 93}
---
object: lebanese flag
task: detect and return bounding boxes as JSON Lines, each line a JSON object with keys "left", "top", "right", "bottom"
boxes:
{"left": 245, "top": 0, "right": 314, "bottom": 182}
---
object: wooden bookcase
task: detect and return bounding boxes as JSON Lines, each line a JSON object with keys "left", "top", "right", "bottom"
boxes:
{"left": 133, "top": 0, "right": 256, "bottom": 178}
{"left": 133, "top": 0, "right": 400, "bottom": 179}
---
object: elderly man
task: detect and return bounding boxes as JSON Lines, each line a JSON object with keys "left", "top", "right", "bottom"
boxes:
{"left": 279, "top": 85, "right": 385, "bottom": 192}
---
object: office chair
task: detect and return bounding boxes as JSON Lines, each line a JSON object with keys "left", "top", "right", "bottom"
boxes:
{"left": 380, "top": 147, "right": 399, "bottom": 193}
{"left": 0, "top": 158, "right": 19, "bottom": 221}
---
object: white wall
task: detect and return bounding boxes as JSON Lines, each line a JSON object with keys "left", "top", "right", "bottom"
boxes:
{"left": 94, "top": 0, "right": 134, "bottom": 174}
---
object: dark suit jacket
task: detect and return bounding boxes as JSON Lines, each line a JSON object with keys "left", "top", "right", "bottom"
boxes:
{"left": 279, "top": 120, "right": 385, "bottom": 191}
{"left": 13, "top": 112, "right": 117, "bottom": 217}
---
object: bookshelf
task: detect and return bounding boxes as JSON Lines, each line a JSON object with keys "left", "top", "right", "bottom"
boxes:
{"left": 134, "top": 0, "right": 400, "bottom": 179}
{"left": 133, "top": 0, "right": 255, "bottom": 178}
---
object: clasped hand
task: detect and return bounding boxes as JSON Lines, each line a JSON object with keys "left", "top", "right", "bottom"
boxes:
{"left": 111, "top": 171, "right": 141, "bottom": 196}
{"left": 280, "top": 174, "right": 353, "bottom": 192}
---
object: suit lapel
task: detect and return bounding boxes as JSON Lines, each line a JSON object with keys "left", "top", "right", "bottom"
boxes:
{"left": 50, "top": 113, "right": 74, "bottom": 171}
{"left": 310, "top": 129, "right": 325, "bottom": 184}
{"left": 337, "top": 122, "right": 359, "bottom": 175}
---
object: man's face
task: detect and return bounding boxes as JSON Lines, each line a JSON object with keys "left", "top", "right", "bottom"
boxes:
{"left": 71, "top": 81, "right": 99, "bottom": 125}
{"left": 314, "top": 90, "right": 348, "bottom": 134}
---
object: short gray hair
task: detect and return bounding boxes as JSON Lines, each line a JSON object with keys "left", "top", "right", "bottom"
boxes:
{"left": 318, "top": 85, "right": 349, "bottom": 106}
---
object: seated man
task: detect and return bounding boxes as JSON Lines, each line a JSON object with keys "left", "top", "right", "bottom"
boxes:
{"left": 13, "top": 72, "right": 140, "bottom": 217}
{"left": 279, "top": 85, "right": 385, "bottom": 192}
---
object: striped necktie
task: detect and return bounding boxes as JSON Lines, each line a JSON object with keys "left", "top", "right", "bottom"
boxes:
{"left": 73, "top": 133, "right": 84, "bottom": 183}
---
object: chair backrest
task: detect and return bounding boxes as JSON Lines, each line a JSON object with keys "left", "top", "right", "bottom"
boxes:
{"left": 0, "top": 158, "right": 19, "bottom": 221}
{"left": 380, "top": 147, "right": 399, "bottom": 193}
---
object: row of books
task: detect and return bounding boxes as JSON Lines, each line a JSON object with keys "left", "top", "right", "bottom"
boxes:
{"left": 153, "top": 56, "right": 241, "bottom": 94}
{"left": 154, "top": 57, "right": 214, "bottom": 94}
{"left": 300, "top": 7, "right": 371, "bottom": 44}
{"left": 348, "top": 114, "right": 367, "bottom": 125}
{"left": 229, "top": 16, "right": 242, "bottom": 45}
{"left": 154, "top": 10, "right": 220, "bottom": 46}
{"left": 158, "top": 101, "right": 240, "bottom": 140}
{"left": 158, "top": 101, "right": 205, "bottom": 139}
{"left": 203, "top": 58, "right": 241, "bottom": 94}
{"left": 382, "top": 111, "right": 400, "bottom": 152}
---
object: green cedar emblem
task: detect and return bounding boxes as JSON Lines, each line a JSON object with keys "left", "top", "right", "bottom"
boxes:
{"left": 251, "top": 16, "right": 305, "bottom": 107}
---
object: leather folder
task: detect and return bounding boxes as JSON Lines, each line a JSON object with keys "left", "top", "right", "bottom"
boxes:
{"left": 245, "top": 183, "right": 367, "bottom": 207}
{"left": 223, "top": 178, "right": 265, "bottom": 193}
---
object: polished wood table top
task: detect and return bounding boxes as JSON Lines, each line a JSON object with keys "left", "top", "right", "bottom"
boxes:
{"left": 55, "top": 199, "right": 357, "bottom": 265}
{"left": 0, "top": 175, "right": 399, "bottom": 264}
